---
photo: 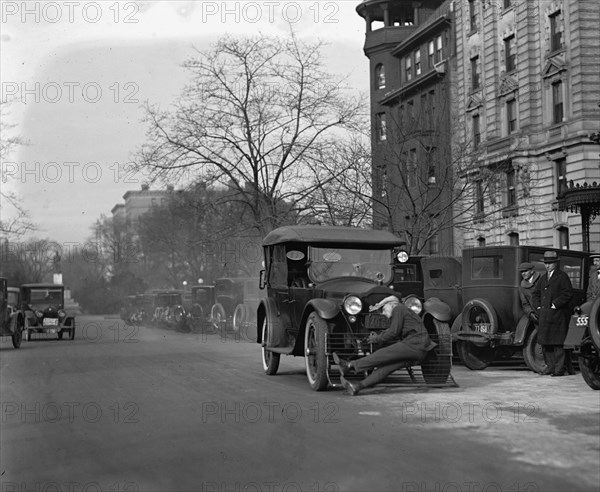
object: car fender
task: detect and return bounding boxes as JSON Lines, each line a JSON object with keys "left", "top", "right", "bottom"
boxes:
{"left": 589, "top": 297, "right": 600, "bottom": 350}
{"left": 257, "top": 298, "right": 289, "bottom": 347}
{"left": 513, "top": 314, "right": 531, "bottom": 346}
{"left": 423, "top": 297, "right": 452, "bottom": 322}
{"left": 304, "top": 298, "right": 339, "bottom": 321}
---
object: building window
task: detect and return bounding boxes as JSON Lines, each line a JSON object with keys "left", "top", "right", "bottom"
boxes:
{"left": 407, "top": 148, "right": 417, "bottom": 188}
{"left": 508, "top": 232, "right": 519, "bottom": 246}
{"left": 415, "top": 49, "right": 421, "bottom": 76}
{"left": 552, "top": 80, "right": 564, "bottom": 124}
{"left": 557, "top": 226, "right": 569, "bottom": 249}
{"left": 428, "top": 233, "right": 439, "bottom": 255}
{"left": 477, "top": 236, "right": 486, "bottom": 247}
{"left": 550, "top": 11, "right": 563, "bottom": 52}
{"left": 428, "top": 40, "right": 435, "bottom": 67}
{"left": 375, "top": 64, "right": 385, "bottom": 89}
{"left": 473, "top": 114, "right": 481, "bottom": 147}
{"left": 504, "top": 35, "right": 516, "bottom": 72}
{"left": 507, "top": 99, "right": 517, "bottom": 134}
{"left": 503, "top": 0, "right": 512, "bottom": 8}
{"left": 471, "top": 56, "right": 480, "bottom": 91}
{"left": 505, "top": 164, "right": 518, "bottom": 215}
{"left": 376, "top": 113, "right": 387, "bottom": 142}
{"left": 405, "top": 56, "right": 412, "bottom": 81}
{"left": 475, "top": 180, "right": 485, "bottom": 217}
{"left": 407, "top": 99, "right": 414, "bottom": 122}
{"left": 428, "top": 90, "right": 435, "bottom": 128}
{"left": 436, "top": 35, "right": 443, "bottom": 62}
{"left": 556, "top": 158, "right": 567, "bottom": 196}
{"left": 468, "top": 0, "right": 477, "bottom": 32}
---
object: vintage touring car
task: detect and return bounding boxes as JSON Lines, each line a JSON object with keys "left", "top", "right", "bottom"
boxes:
{"left": 21, "top": 283, "right": 76, "bottom": 341}
{"left": 257, "top": 225, "right": 454, "bottom": 391}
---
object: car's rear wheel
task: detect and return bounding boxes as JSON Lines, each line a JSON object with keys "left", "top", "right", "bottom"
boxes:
{"left": 69, "top": 327, "right": 75, "bottom": 340}
{"left": 457, "top": 340, "right": 494, "bottom": 370}
{"left": 211, "top": 303, "right": 227, "bottom": 333}
{"left": 304, "top": 312, "right": 329, "bottom": 391}
{"left": 261, "top": 317, "right": 280, "bottom": 375}
{"left": 233, "top": 304, "right": 248, "bottom": 333}
{"left": 523, "top": 327, "right": 545, "bottom": 373}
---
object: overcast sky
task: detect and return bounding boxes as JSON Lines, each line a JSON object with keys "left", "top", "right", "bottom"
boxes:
{"left": 1, "top": 1, "right": 370, "bottom": 246}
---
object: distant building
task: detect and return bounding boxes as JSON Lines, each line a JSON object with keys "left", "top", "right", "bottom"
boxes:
{"left": 111, "top": 183, "right": 175, "bottom": 240}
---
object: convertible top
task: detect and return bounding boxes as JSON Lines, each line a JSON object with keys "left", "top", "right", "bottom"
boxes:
{"left": 262, "top": 225, "right": 404, "bottom": 247}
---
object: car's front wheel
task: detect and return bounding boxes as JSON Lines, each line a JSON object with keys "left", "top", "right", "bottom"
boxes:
{"left": 523, "top": 327, "right": 545, "bottom": 373}
{"left": 261, "top": 316, "right": 280, "bottom": 375}
{"left": 211, "top": 303, "right": 227, "bottom": 334}
{"left": 11, "top": 322, "right": 23, "bottom": 349}
{"left": 304, "top": 312, "right": 329, "bottom": 391}
{"left": 457, "top": 340, "right": 495, "bottom": 370}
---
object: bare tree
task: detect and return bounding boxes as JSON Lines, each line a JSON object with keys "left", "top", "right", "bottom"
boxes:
{"left": 134, "top": 30, "right": 365, "bottom": 237}
{"left": 0, "top": 101, "right": 35, "bottom": 239}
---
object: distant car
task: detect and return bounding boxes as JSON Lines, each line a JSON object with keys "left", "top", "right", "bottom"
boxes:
{"left": 1, "top": 278, "right": 24, "bottom": 348}
{"left": 454, "top": 246, "right": 590, "bottom": 372}
{"left": 257, "top": 225, "right": 454, "bottom": 391}
{"left": 210, "top": 277, "right": 261, "bottom": 338}
{"left": 151, "top": 290, "right": 188, "bottom": 332}
{"left": 21, "top": 283, "right": 76, "bottom": 341}
{"left": 564, "top": 297, "right": 600, "bottom": 390}
{"left": 187, "top": 285, "right": 216, "bottom": 332}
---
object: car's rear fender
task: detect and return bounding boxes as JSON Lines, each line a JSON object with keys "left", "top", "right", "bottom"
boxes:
{"left": 513, "top": 314, "right": 531, "bottom": 346}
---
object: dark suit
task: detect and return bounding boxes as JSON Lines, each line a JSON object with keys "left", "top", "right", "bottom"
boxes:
{"left": 353, "top": 303, "right": 436, "bottom": 388}
{"left": 532, "top": 266, "right": 573, "bottom": 374}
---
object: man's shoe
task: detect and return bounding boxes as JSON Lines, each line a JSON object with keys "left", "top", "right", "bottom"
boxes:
{"left": 540, "top": 368, "right": 553, "bottom": 375}
{"left": 340, "top": 375, "right": 361, "bottom": 396}
{"left": 333, "top": 352, "right": 352, "bottom": 376}
{"left": 551, "top": 371, "right": 565, "bottom": 377}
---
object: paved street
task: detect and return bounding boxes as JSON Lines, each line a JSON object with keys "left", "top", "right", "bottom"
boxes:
{"left": 1, "top": 315, "right": 599, "bottom": 492}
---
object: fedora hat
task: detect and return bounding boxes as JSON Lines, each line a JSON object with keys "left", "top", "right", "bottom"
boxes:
{"left": 590, "top": 251, "right": 600, "bottom": 259}
{"left": 543, "top": 251, "right": 560, "bottom": 263}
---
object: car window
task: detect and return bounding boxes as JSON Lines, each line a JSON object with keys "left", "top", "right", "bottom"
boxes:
{"left": 28, "top": 289, "right": 63, "bottom": 308}
{"left": 269, "top": 245, "right": 288, "bottom": 288}
{"left": 471, "top": 256, "right": 503, "bottom": 279}
{"left": 394, "top": 264, "right": 420, "bottom": 282}
{"left": 7, "top": 291, "right": 19, "bottom": 306}
{"left": 309, "top": 247, "right": 392, "bottom": 283}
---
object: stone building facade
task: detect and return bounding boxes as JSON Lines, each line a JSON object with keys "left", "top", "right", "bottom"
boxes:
{"left": 357, "top": 0, "right": 600, "bottom": 253}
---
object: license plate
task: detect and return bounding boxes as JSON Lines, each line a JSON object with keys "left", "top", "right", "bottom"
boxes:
{"left": 43, "top": 318, "right": 58, "bottom": 326}
{"left": 365, "top": 314, "right": 389, "bottom": 330}
{"left": 473, "top": 323, "right": 490, "bottom": 333}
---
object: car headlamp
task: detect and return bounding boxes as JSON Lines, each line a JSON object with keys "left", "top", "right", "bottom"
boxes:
{"left": 343, "top": 296, "right": 362, "bottom": 316}
{"left": 396, "top": 250, "right": 409, "bottom": 263}
{"left": 404, "top": 296, "right": 422, "bottom": 315}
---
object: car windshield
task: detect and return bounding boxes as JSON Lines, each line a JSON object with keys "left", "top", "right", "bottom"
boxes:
{"left": 308, "top": 246, "right": 393, "bottom": 283}
{"left": 27, "top": 289, "right": 63, "bottom": 309}
{"left": 7, "top": 291, "right": 19, "bottom": 306}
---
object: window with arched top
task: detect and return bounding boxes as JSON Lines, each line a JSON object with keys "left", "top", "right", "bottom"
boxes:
{"left": 375, "top": 64, "right": 386, "bottom": 89}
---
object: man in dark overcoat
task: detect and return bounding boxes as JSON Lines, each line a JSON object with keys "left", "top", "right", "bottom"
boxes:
{"left": 532, "top": 251, "right": 573, "bottom": 376}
